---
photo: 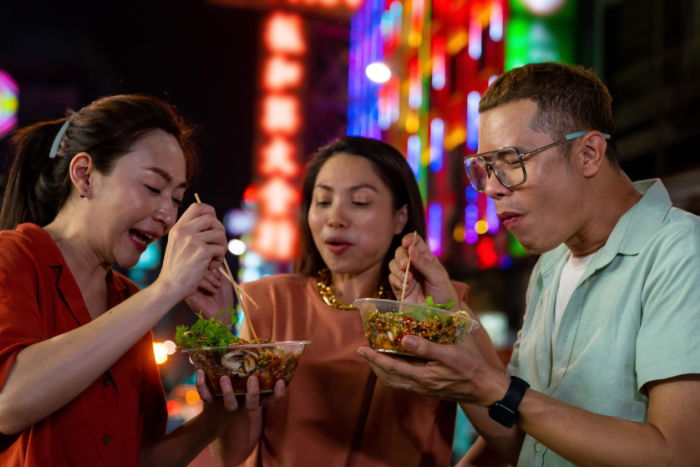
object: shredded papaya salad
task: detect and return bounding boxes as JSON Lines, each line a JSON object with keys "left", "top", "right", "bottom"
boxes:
{"left": 362, "top": 297, "right": 474, "bottom": 353}
{"left": 175, "top": 311, "right": 303, "bottom": 395}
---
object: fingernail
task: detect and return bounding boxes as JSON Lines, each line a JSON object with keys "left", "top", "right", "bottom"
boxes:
{"left": 356, "top": 347, "right": 367, "bottom": 358}
{"left": 220, "top": 376, "right": 231, "bottom": 391}
{"left": 402, "top": 336, "right": 417, "bottom": 350}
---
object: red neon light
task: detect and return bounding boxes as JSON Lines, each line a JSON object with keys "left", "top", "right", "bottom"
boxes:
{"left": 252, "top": 11, "right": 305, "bottom": 262}
{"left": 253, "top": 218, "right": 299, "bottom": 261}
{"left": 259, "top": 138, "right": 300, "bottom": 177}
{"left": 261, "top": 95, "right": 301, "bottom": 134}
{"left": 265, "top": 12, "right": 306, "bottom": 55}
{"left": 259, "top": 178, "right": 300, "bottom": 216}
{"left": 263, "top": 56, "right": 304, "bottom": 91}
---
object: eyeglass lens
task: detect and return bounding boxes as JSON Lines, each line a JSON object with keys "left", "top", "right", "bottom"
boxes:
{"left": 464, "top": 148, "right": 524, "bottom": 191}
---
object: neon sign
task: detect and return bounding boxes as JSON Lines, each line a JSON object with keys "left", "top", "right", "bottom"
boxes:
{"left": 0, "top": 71, "right": 19, "bottom": 138}
{"left": 250, "top": 11, "right": 305, "bottom": 262}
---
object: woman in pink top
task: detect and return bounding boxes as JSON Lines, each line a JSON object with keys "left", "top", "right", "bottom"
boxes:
{"left": 214, "top": 137, "right": 500, "bottom": 466}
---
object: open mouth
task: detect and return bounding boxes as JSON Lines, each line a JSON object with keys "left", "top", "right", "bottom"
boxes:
{"left": 498, "top": 212, "right": 523, "bottom": 229}
{"left": 325, "top": 238, "right": 352, "bottom": 254}
{"left": 129, "top": 229, "right": 155, "bottom": 246}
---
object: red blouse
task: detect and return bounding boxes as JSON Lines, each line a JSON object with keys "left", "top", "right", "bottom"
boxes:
{"left": 0, "top": 224, "right": 166, "bottom": 466}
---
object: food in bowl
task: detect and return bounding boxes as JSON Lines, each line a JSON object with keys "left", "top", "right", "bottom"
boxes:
{"left": 354, "top": 297, "right": 478, "bottom": 357}
{"left": 181, "top": 341, "right": 309, "bottom": 395}
{"left": 175, "top": 311, "right": 309, "bottom": 395}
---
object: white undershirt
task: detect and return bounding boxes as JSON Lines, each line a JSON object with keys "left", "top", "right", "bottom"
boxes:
{"left": 553, "top": 252, "right": 596, "bottom": 344}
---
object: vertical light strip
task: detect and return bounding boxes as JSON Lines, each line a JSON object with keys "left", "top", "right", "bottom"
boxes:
{"left": 429, "top": 118, "right": 444, "bottom": 172}
{"left": 428, "top": 203, "right": 443, "bottom": 255}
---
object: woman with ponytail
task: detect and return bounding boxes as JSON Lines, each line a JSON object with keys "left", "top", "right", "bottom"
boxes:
{"left": 0, "top": 95, "right": 280, "bottom": 466}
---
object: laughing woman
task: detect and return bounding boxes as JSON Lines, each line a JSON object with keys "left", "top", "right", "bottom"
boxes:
{"left": 0, "top": 95, "right": 275, "bottom": 466}
{"left": 214, "top": 137, "right": 502, "bottom": 466}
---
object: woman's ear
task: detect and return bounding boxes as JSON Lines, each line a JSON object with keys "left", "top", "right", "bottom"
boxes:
{"left": 69, "top": 152, "right": 94, "bottom": 198}
{"left": 393, "top": 204, "right": 409, "bottom": 235}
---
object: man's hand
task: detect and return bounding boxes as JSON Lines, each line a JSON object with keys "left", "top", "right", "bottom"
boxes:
{"left": 389, "top": 233, "right": 460, "bottom": 305}
{"left": 357, "top": 335, "right": 509, "bottom": 406}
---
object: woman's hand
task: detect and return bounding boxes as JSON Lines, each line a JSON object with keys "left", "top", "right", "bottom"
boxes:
{"left": 185, "top": 264, "right": 235, "bottom": 320}
{"left": 195, "top": 370, "right": 286, "bottom": 421}
{"left": 388, "top": 233, "right": 459, "bottom": 305}
{"left": 157, "top": 203, "right": 228, "bottom": 300}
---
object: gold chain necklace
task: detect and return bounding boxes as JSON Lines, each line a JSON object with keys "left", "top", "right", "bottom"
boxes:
{"left": 315, "top": 269, "right": 389, "bottom": 310}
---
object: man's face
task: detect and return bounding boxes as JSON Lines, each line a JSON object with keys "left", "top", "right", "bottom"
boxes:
{"left": 477, "top": 99, "right": 585, "bottom": 254}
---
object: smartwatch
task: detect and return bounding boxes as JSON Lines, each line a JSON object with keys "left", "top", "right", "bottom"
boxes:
{"left": 488, "top": 376, "right": 530, "bottom": 428}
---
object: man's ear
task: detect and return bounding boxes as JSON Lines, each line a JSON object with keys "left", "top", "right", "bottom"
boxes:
{"left": 578, "top": 131, "right": 608, "bottom": 178}
{"left": 393, "top": 204, "right": 408, "bottom": 235}
{"left": 69, "top": 152, "right": 95, "bottom": 198}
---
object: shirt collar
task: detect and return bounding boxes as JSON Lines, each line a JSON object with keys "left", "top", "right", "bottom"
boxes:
{"left": 538, "top": 179, "right": 671, "bottom": 274}
{"left": 17, "top": 223, "right": 131, "bottom": 312}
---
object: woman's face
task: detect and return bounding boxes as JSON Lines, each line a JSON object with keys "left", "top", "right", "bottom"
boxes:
{"left": 85, "top": 129, "right": 187, "bottom": 268}
{"left": 307, "top": 153, "right": 407, "bottom": 277}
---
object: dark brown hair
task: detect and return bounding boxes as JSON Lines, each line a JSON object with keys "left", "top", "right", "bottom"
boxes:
{"left": 0, "top": 94, "right": 198, "bottom": 230}
{"left": 480, "top": 62, "right": 618, "bottom": 165}
{"left": 294, "top": 136, "right": 426, "bottom": 280}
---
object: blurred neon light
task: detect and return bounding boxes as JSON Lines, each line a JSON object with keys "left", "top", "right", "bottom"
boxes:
{"left": 253, "top": 11, "right": 305, "bottom": 262}
{"left": 486, "top": 196, "right": 499, "bottom": 234}
{"left": 365, "top": 62, "right": 392, "bottom": 83}
{"left": 228, "top": 239, "right": 247, "bottom": 256}
{"left": 253, "top": 218, "right": 298, "bottom": 261}
{"left": 429, "top": 118, "right": 444, "bottom": 172}
{"left": 489, "top": 1, "right": 504, "bottom": 41}
{"left": 428, "top": 203, "right": 442, "bottom": 255}
{"left": 408, "top": 0, "right": 425, "bottom": 47}
{"left": 261, "top": 95, "right": 300, "bottom": 134}
{"left": 431, "top": 36, "right": 446, "bottom": 90}
{"left": 468, "top": 18, "right": 482, "bottom": 60}
{"left": 408, "top": 58, "right": 421, "bottom": 109}
{"left": 153, "top": 342, "right": 168, "bottom": 365}
{"left": 264, "top": 57, "right": 304, "bottom": 91}
{"left": 0, "top": 70, "right": 18, "bottom": 137}
{"left": 467, "top": 91, "right": 480, "bottom": 151}
{"left": 259, "top": 178, "right": 300, "bottom": 217}
{"left": 259, "top": 137, "right": 300, "bottom": 177}
{"left": 265, "top": 12, "right": 306, "bottom": 54}
{"left": 407, "top": 135, "right": 421, "bottom": 177}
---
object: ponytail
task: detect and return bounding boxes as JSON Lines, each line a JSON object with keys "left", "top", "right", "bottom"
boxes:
{"left": 0, "top": 119, "right": 73, "bottom": 230}
{"left": 0, "top": 94, "right": 198, "bottom": 231}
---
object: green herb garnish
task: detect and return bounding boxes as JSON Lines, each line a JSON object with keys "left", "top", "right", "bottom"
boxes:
{"left": 424, "top": 296, "right": 455, "bottom": 310}
{"left": 175, "top": 308, "right": 243, "bottom": 349}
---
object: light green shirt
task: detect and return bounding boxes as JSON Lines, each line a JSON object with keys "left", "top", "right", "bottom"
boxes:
{"left": 509, "top": 179, "right": 700, "bottom": 466}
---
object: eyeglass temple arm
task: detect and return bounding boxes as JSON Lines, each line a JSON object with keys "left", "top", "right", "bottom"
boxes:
{"left": 564, "top": 131, "right": 611, "bottom": 140}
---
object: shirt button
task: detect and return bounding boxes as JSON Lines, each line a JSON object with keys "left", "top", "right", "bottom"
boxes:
{"left": 103, "top": 378, "right": 111, "bottom": 387}
{"left": 534, "top": 443, "right": 544, "bottom": 453}
{"left": 102, "top": 434, "right": 111, "bottom": 445}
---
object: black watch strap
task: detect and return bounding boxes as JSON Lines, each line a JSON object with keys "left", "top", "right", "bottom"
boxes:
{"left": 488, "top": 376, "right": 530, "bottom": 427}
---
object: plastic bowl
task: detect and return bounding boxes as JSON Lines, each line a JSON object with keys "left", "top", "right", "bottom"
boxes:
{"left": 181, "top": 341, "right": 310, "bottom": 395}
{"left": 354, "top": 298, "right": 478, "bottom": 357}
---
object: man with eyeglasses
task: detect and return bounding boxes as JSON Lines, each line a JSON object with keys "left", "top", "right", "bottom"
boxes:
{"left": 358, "top": 62, "right": 700, "bottom": 466}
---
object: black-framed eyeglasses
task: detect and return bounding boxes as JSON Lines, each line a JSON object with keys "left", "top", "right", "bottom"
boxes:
{"left": 463, "top": 131, "right": 611, "bottom": 192}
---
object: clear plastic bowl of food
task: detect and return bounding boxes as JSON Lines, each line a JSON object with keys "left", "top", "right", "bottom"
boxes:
{"left": 181, "top": 341, "right": 311, "bottom": 395}
{"left": 354, "top": 298, "right": 479, "bottom": 358}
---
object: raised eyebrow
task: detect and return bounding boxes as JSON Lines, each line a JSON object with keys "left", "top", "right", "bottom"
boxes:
{"left": 145, "top": 167, "right": 187, "bottom": 189}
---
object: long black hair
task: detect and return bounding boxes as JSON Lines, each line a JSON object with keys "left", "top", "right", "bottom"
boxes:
{"left": 294, "top": 136, "right": 426, "bottom": 278}
{"left": 0, "top": 94, "right": 197, "bottom": 230}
